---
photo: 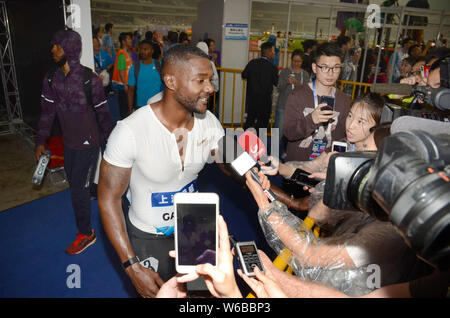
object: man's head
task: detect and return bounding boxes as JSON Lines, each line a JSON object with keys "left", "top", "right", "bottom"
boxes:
{"left": 261, "top": 41, "right": 275, "bottom": 60}
{"left": 349, "top": 47, "right": 362, "bottom": 63}
{"left": 303, "top": 39, "right": 318, "bottom": 54}
{"left": 138, "top": 39, "right": 153, "bottom": 61}
{"left": 161, "top": 44, "right": 214, "bottom": 114}
{"left": 400, "top": 56, "right": 416, "bottom": 78}
{"left": 311, "top": 42, "right": 344, "bottom": 86}
{"left": 337, "top": 35, "right": 351, "bottom": 53}
{"left": 93, "top": 37, "right": 100, "bottom": 53}
{"left": 401, "top": 37, "right": 414, "bottom": 51}
{"left": 408, "top": 44, "right": 422, "bottom": 59}
{"left": 168, "top": 31, "right": 179, "bottom": 44}
{"left": 119, "top": 32, "right": 132, "bottom": 49}
{"left": 104, "top": 23, "right": 113, "bottom": 34}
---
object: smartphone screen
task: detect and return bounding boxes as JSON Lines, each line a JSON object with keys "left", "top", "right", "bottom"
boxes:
{"left": 176, "top": 203, "right": 217, "bottom": 266}
{"left": 333, "top": 144, "right": 347, "bottom": 152}
{"left": 320, "top": 96, "right": 335, "bottom": 111}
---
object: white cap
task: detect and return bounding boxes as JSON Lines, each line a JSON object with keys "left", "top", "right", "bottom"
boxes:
{"left": 196, "top": 41, "right": 209, "bottom": 55}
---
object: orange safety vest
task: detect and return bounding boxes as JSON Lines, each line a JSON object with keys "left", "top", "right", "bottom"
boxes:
{"left": 112, "top": 48, "right": 132, "bottom": 86}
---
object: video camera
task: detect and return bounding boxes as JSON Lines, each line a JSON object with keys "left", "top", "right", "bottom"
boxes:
{"left": 323, "top": 125, "right": 450, "bottom": 270}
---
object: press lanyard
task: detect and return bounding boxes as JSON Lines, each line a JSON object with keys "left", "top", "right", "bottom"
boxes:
{"left": 291, "top": 68, "right": 303, "bottom": 89}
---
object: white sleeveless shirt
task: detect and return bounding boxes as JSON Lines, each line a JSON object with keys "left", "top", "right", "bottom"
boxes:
{"left": 103, "top": 105, "right": 224, "bottom": 234}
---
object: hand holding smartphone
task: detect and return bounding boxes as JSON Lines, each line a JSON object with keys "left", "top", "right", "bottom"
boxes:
{"left": 319, "top": 95, "right": 335, "bottom": 111}
{"left": 312, "top": 95, "right": 335, "bottom": 124}
{"left": 174, "top": 192, "right": 219, "bottom": 274}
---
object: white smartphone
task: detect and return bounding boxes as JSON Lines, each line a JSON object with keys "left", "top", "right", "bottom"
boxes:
{"left": 332, "top": 141, "right": 347, "bottom": 152}
{"left": 174, "top": 192, "right": 219, "bottom": 274}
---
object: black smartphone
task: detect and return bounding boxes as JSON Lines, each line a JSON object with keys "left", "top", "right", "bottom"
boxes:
{"left": 290, "top": 168, "right": 320, "bottom": 188}
{"left": 320, "top": 96, "right": 335, "bottom": 111}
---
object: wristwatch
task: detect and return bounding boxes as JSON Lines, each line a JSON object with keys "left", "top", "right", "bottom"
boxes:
{"left": 122, "top": 255, "right": 140, "bottom": 270}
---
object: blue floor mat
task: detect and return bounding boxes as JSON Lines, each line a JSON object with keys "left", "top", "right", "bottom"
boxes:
{"left": 0, "top": 163, "right": 280, "bottom": 298}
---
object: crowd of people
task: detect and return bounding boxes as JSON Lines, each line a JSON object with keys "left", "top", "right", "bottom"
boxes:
{"left": 33, "top": 14, "right": 449, "bottom": 300}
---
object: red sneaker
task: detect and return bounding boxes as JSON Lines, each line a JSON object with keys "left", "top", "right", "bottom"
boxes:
{"left": 65, "top": 230, "right": 97, "bottom": 255}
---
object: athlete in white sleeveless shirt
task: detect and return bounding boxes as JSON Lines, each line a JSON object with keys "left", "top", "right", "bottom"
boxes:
{"left": 98, "top": 44, "right": 224, "bottom": 298}
{"left": 104, "top": 106, "right": 224, "bottom": 234}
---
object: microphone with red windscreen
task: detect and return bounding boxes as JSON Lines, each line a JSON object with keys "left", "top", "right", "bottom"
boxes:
{"left": 231, "top": 131, "right": 277, "bottom": 202}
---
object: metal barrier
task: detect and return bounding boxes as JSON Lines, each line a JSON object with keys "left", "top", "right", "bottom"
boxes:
{"left": 336, "top": 80, "right": 372, "bottom": 100}
{"left": 214, "top": 68, "right": 372, "bottom": 131}
{"left": 215, "top": 67, "right": 247, "bottom": 128}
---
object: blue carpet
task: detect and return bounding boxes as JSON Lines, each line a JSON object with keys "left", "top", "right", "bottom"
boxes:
{"left": 0, "top": 163, "right": 279, "bottom": 298}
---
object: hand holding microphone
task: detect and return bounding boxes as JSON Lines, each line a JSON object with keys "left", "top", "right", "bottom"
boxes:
{"left": 230, "top": 131, "right": 277, "bottom": 202}
{"left": 259, "top": 156, "right": 279, "bottom": 176}
{"left": 245, "top": 168, "right": 272, "bottom": 209}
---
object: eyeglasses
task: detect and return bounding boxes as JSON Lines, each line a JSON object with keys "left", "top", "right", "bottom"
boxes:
{"left": 316, "top": 65, "right": 342, "bottom": 73}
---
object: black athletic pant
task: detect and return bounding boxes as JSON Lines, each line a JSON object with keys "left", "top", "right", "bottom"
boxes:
{"left": 117, "top": 88, "right": 129, "bottom": 120}
{"left": 64, "top": 146, "right": 99, "bottom": 236}
{"left": 244, "top": 93, "right": 272, "bottom": 131}
{"left": 125, "top": 212, "right": 176, "bottom": 282}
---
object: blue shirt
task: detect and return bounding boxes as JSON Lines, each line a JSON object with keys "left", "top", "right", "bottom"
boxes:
{"left": 94, "top": 49, "right": 113, "bottom": 72}
{"left": 102, "top": 34, "right": 115, "bottom": 61}
{"left": 128, "top": 61, "right": 164, "bottom": 107}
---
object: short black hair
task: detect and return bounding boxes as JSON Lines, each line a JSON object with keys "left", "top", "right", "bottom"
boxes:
{"left": 408, "top": 44, "right": 421, "bottom": 56}
{"left": 168, "top": 31, "right": 179, "bottom": 43}
{"left": 336, "top": 35, "right": 351, "bottom": 48}
{"left": 302, "top": 39, "right": 318, "bottom": 52}
{"left": 161, "top": 43, "right": 209, "bottom": 76}
{"left": 104, "top": 23, "right": 113, "bottom": 32}
{"left": 261, "top": 41, "right": 274, "bottom": 55}
{"left": 312, "top": 42, "right": 344, "bottom": 63}
{"left": 118, "top": 32, "right": 130, "bottom": 47}
{"left": 139, "top": 39, "right": 153, "bottom": 48}
{"left": 204, "top": 38, "right": 215, "bottom": 49}
{"left": 145, "top": 31, "right": 153, "bottom": 41}
{"left": 179, "top": 32, "right": 189, "bottom": 43}
{"left": 291, "top": 49, "right": 304, "bottom": 60}
{"left": 401, "top": 37, "right": 413, "bottom": 46}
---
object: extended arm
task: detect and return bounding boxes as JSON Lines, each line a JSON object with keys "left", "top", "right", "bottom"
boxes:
{"left": 97, "top": 159, "right": 164, "bottom": 297}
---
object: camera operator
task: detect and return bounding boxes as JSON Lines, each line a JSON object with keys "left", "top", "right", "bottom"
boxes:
{"left": 245, "top": 169, "right": 450, "bottom": 298}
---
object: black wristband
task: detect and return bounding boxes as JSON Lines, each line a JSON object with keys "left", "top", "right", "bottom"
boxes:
{"left": 122, "top": 256, "right": 140, "bottom": 269}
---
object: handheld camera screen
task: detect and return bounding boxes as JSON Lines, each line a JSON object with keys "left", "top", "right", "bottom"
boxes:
{"left": 176, "top": 203, "right": 217, "bottom": 266}
{"left": 240, "top": 244, "right": 256, "bottom": 255}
